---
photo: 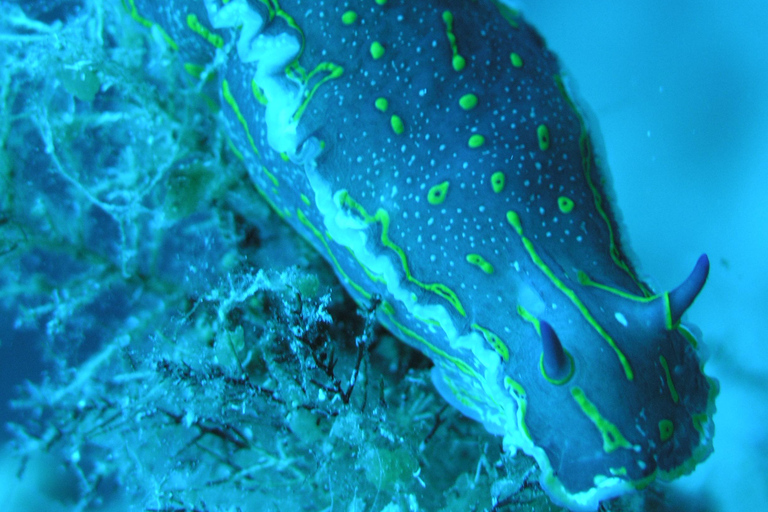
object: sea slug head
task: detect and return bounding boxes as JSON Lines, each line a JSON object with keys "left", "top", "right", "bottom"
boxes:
{"left": 509, "top": 254, "right": 718, "bottom": 510}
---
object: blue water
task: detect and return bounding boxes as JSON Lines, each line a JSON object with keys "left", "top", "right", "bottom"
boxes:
{"left": 524, "top": 3, "right": 768, "bottom": 511}
{"left": 1, "top": 1, "right": 766, "bottom": 511}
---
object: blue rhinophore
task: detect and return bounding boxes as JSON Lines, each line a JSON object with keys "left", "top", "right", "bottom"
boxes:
{"left": 126, "top": 1, "right": 718, "bottom": 509}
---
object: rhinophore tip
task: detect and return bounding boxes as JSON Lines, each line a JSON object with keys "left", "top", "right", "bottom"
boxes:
{"left": 667, "top": 254, "right": 710, "bottom": 328}
{"left": 539, "top": 320, "right": 573, "bottom": 384}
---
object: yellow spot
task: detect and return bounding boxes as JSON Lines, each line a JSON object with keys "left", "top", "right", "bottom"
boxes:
{"left": 370, "top": 41, "right": 385, "bottom": 60}
{"left": 537, "top": 124, "right": 550, "bottom": 151}
{"left": 510, "top": 52, "right": 523, "bottom": 68}
{"left": 491, "top": 172, "right": 505, "bottom": 193}
{"left": 558, "top": 196, "right": 574, "bottom": 213}
{"left": 459, "top": 93, "right": 478, "bottom": 110}
{"left": 390, "top": 115, "right": 404, "bottom": 135}
{"left": 468, "top": 134, "right": 485, "bottom": 148}
{"left": 375, "top": 97, "right": 389, "bottom": 112}
{"left": 341, "top": 10, "right": 357, "bottom": 25}
{"left": 428, "top": 181, "right": 450, "bottom": 205}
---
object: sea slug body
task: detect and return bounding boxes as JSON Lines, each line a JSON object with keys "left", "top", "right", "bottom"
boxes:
{"left": 127, "top": 1, "right": 718, "bottom": 509}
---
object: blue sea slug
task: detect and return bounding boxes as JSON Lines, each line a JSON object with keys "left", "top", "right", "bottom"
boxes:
{"left": 126, "top": 0, "right": 718, "bottom": 509}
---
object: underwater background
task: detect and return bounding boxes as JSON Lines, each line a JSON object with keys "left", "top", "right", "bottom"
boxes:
{"left": 0, "top": 1, "right": 765, "bottom": 511}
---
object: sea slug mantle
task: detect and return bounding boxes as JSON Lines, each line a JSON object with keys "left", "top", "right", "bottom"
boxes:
{"left": 127, "top": 1, "right": 718, "bottom": 509}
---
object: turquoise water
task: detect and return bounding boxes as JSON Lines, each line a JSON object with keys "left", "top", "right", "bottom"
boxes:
{"left": 1, "top": 1, "right": 765, "bottom": 511}
{"left": 524, "top": 4, "right": 768, "bottom": 511}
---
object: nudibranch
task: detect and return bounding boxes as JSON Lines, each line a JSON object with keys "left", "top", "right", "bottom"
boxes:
{"left": 127, "top": 0, "right": 718, "bottom": 509}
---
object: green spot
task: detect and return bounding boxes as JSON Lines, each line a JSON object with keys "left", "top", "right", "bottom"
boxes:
{"left": 504, "top": 377, "right": 531, "bottom": 440}
{"left": 375, "top": 97, "right": 389, "bottom": 112}
{"left": 459, "top": 93, "right": 478, "bottom": 110}
{"left": 452, "top": 55, "right": 466, "bottom": 71}
{"left": 183, "top": 63, "right": 205, "bottom": 79}
{"left": 468, "top": 134, "right": 485, "bottom": 148}
{"left": 466, "top": 254, "right": 494, "bottom": 274}
{"left": 222, "top": 80, "right": 259, "bottom": 157}
{"left": 370, "top": 41, "right": 385, "bottom": 60}
{"left": 442, "top": 10, "right": 465, "bottom": 72}
{"left": 390, "top": 115, "right": 405, "bottom": 135}
{"left": 226, "top": 137, "right": 244, "bottom": 161}
{"left": 251, "top": 79, "right": 268, "bottom": 105}
{"left": 428, "top": 181, "right": 450, "bottom": 205}
{"left": 663, "top": 292, "right": 674, "bottom": 330}
{"left": 558, "top": 196, "right": 574, "bottom": 213}
{"left": 491, "top": 172, "right": 505, "bottom": 193}
{"left": 659, "top": 419, "right": 674, "bottom": 442}
{"left": 537, "top": 124, "right": 550, "bottom": 151}
{"left": 375, "top": 0, "right": 387, "bottom": 4}
{"left": 510, "top": 52, "right": 523, "bottom": 68}
{"left": 472, "top": 324, "right": 509, "bottom": 361}
{"left": 516, "top": 305, "right": 540, "bottom": 335}
{"left": 659, "top": 356, "right": 680, "bottom": 403}
{"left": 571, "top": 387, "right": 634, "bottom": 453}
{"left": 693, "top": 412, "right": 708, "bottom": 438}
{"left": 506, "top": 211, "right": 522, "bottom": 234}
{"left": 678, "top": 324, "right": 700, "bottom": 349}
{"left": 261, "top": 165, "right": 279, "bottom": 187}
{"left": 301, "top": 194, "right": 311, "bottom": 206}
{"left": 341, "top": 10, "right": 358, "bottom": 25}
{"left": 186, "top": 13, "right": 224, "bottom": 48}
